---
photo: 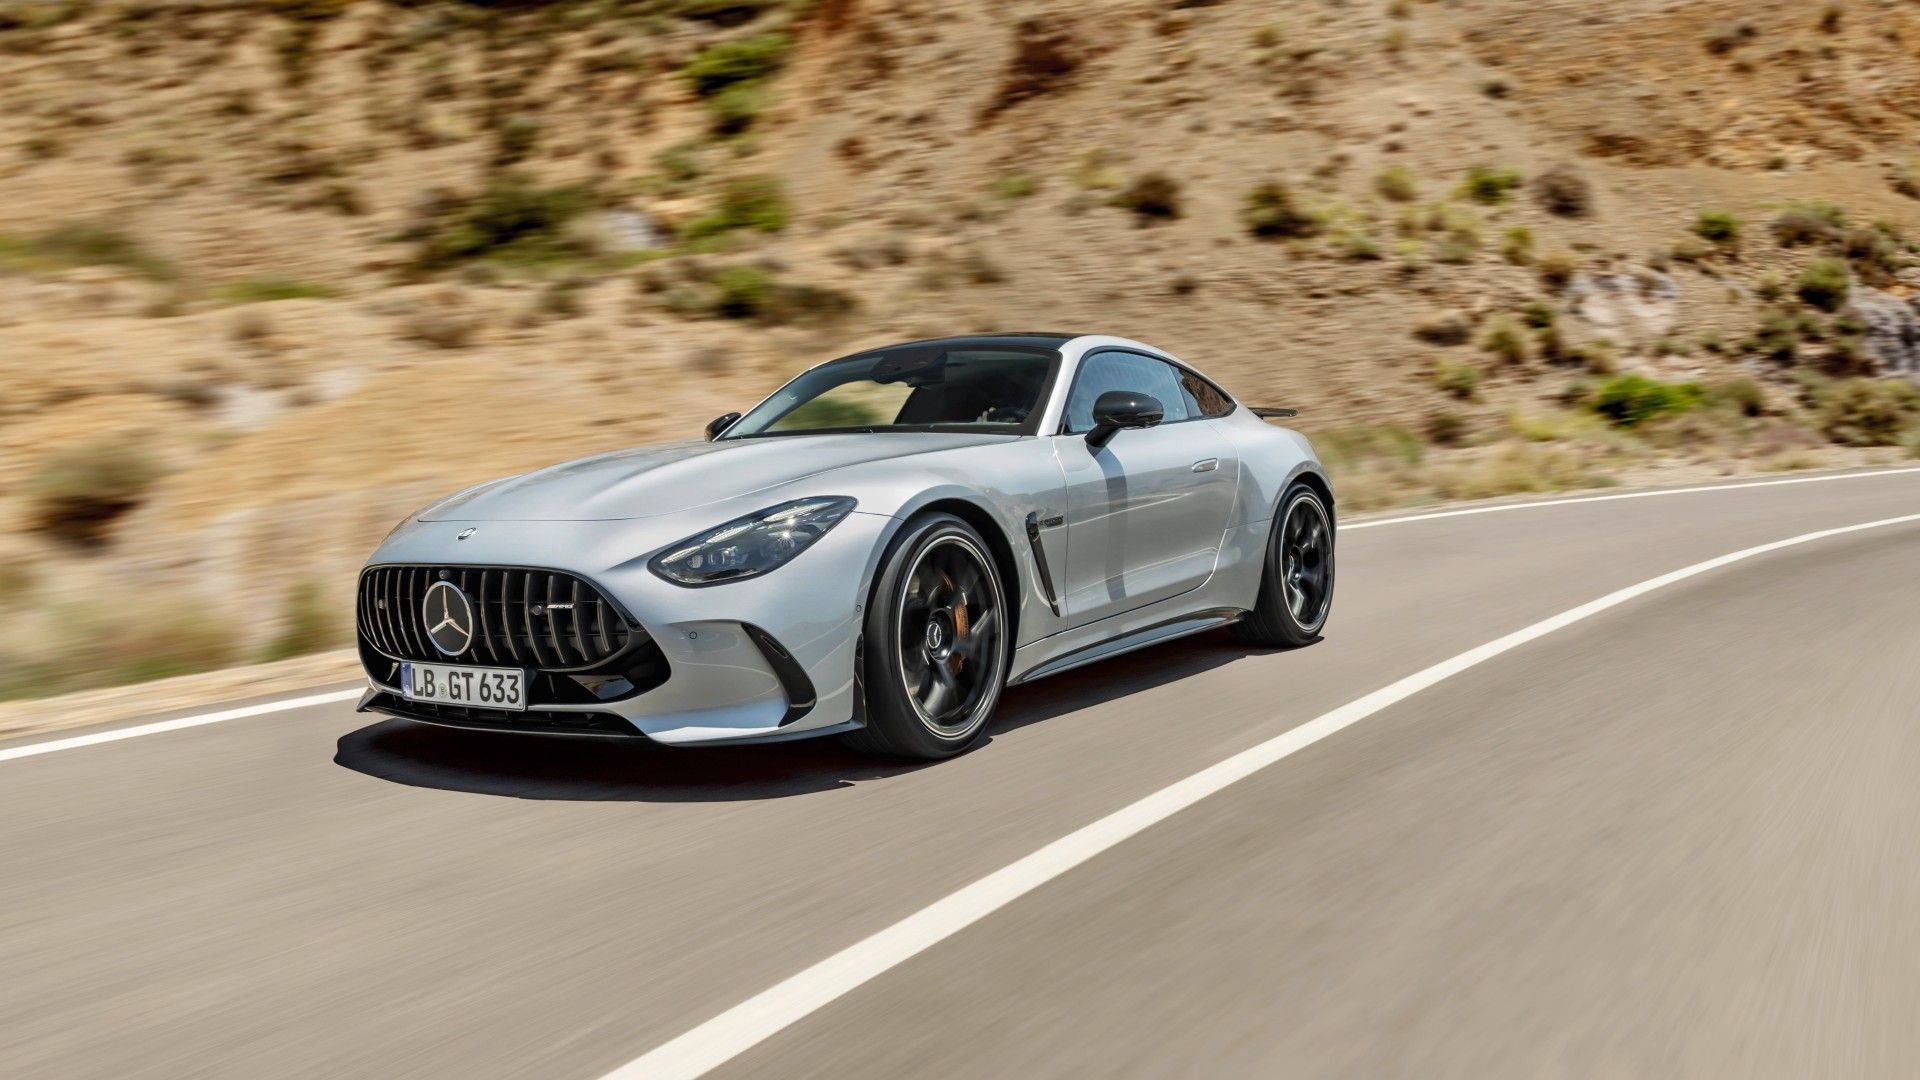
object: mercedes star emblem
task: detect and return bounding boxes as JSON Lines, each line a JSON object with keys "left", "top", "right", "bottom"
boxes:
{"left": 422, "top": 580, "right": 475, "bottom": 657}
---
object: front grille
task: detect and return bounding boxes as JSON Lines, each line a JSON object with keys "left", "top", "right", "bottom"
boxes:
{"left": 357, "top": 565, "right": 639, "bottom": 671}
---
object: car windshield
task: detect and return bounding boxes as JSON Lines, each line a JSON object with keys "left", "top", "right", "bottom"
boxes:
{"left": 722, "top": 344, "right": 1058, "bottom": 438}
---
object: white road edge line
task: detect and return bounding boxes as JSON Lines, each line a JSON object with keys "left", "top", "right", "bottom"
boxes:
{"left": 603, "top": 510, "right": 1920, "bottom": 1080}
{"left": 1344, "top": 465, "right": 1920, "bottom": 530}
{"left": 0, "top": 689, "right": 362, "bottom": 764}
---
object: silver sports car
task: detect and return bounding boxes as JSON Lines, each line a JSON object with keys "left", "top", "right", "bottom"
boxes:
{"left": 354, "top": 333, "right": 1334, "bottom": 760}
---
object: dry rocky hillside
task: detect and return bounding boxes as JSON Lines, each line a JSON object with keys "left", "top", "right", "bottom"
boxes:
{"left": 3, "top": 0, "right": 1920, "bottom": 696}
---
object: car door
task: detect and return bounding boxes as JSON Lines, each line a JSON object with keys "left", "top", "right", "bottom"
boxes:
{"left": 1052, "top": 349, "right": 1237, "bottom": 628}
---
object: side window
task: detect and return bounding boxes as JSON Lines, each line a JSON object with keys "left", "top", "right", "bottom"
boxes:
{"left": 1177, "top": 369, "right": 1235, "bottom": 419}
{"left": 1062, "top": 352, "right": 1191, "bottom": 433}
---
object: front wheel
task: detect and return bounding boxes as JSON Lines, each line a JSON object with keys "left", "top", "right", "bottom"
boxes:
{"left": 842, "top": 513, "right": 1010, "bottom": 760}
{"left": 1233, "top": 483, "right": 1335, "bottom": 648}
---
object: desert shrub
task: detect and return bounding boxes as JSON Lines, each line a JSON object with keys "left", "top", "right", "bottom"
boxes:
{"left": 682, "top": 32, "right": 789, "bottom": 132}
{"left": 991, "top": 172, "right": 1037, "bottom": 199}
{"left": 1518, "top": 300, "right": 1557, "bottom": 329}
{"left": 689, "top": 265, "right": 857, "bottom": 324}
{"left": 1481, "top": 315, "right": 1531, "bottom": 365}
{"left": 1500, "top": 226, "right": 1534, "bottom": 265}
{"left": 1532, "top": 163, "right": 1592, "bottom": 217}
{"left": 706, "top": 80, "right": 769, "bottom": 135}
{"left": 1705, "top": 20, "right": 1757, "bottom": 54}
{"left": 1570, "top": 339, "right": 1619, "bottom": 374}
{"left": 1590, "top": 373, "right": 1703, "bottom": 427}
{"left": 682, "top": 32, "right": 790, "bottom": 96}
{"left": 1891, "top": 160, "right": 1920, "bottom": 200}
{"left": 400, "top": 309, "right": 478, "bottom": 349}
{"left": 1114, "top": 172, "right": 1181, "bottom": 222}
{"left": 0, "top": 222, "right": 175, "bottom": 280}
{"left": 408, "top": 174, "right": 594, "bottom": 272}
{"left": 1537, "top": 249, "right": 1578, "bottom": 291}
{"left": 1241, "top": 182, "right": 1319, "bottom": 239}
{"left": 28, "top": 442, "right": 164, "bottom": 546}
{"left": 1374, "top": 166, "right": 1418, "bottom": 202}
{"left": 1457, "top": 164, "right": 1522, "bottom": 205}
{"left": 491, "top": 114, "right": 541, "bottom": 166}
{"left": 1413, "top": 309, "right": 1473, "bottom": 346}
{"left": 1796, "top": 258, "right": 1850, "bottom": 311}
{"left": 1424, "top": 411, "right": 1469, "bottom": 446}
{"left": 677, "top": 174, "right": 789, "bottom": 240}
{"left": 1693, "top": 209, "right": 1741, "bottom": 247}
{"left": 1771, "top": 201, "right": 1847, "bottom": 247}
{"left": 1314, "top": 424, "right": 1426, "bottom": 470}
{"left": 260, "top": 581, "right": 344, "bottom": 663}
{"left": 668, "top": 0, "right": 785, "bottom": 23}
{"left": 1433, "top": 442, "right": 1601, "bottom": 501}
{"left": 1704, "top": 376, "right": 1765, "bottom": 417}
{"left": 1816, "top": 378, "right": 1920, "bottom": 446}
{"left": 1431, "top": 359, "right": 1481, "bottom": 399}
{"left": 214, "top": 277, "right": 338, "bottom": 303}
{"left": 709, "top": 265, "right": 775, "bottom": 318}
{"left": 0, "top": 592, "right": 239, "bottom": 700}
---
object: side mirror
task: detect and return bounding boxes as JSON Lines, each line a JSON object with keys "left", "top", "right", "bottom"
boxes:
{"left": 1086, "top": 391, "right": 1164, "bottom": 449}
{"left": 705, "top": 412, "right": 741, "bottom": 441}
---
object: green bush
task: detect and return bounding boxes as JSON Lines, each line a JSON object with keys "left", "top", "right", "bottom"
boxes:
{"left": 1431, "top": 360, "right": 1482, "bottom": 400}
{"left": 1480, "top": 315, "right": 1531, "bottom": 365}
{"left": 1240, "top": 182, "right": 1319, "bottom": 239}
{"left": 0, "top": 222, "right": 176, "bottom": 280}
{"left": 1374, "top": 166, "right": 1418, "bottom": 203}
{"left": 214, "top": 277, "right": 339, "bottom": 304}
{"left": 1771, "top": 201, "right": 1846, "bottom": 247}
{"left": 1817, "top": 378, "right": 1920, "bottom": 446}
{"left": 28, "top": 442, "right": 165, "bottom": 546}
{"left": 1797, "top": 258, "right": 1851, "bottom": 311}
{"left": 1457, "top": 165, "right": 1522, "bottom": 205}
{"left": 678, "top": 174, "right": 789, "bottom": 240}
{"left": 683, "top": 32, "right": 790, "bottom": 97}
{"left": 409, "top": 173, "right": 594, "bottom": 272}
{"left": 1590, "top": 373, "right": 1704, "bottom": 427}
{"left": 1693, "top": 209, "right": 1741, "bottom": 247}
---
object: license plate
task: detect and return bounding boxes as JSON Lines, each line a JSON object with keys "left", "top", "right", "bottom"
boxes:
{"left": 401, "top": 662, "right": 527, "bottom": 711}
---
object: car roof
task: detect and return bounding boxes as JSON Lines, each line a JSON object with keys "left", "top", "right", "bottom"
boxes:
{"left": 879, "top": 332, "right": 1086, "bottom": 351}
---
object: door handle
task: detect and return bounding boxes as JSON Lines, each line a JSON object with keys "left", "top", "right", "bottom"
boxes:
{"left": 1190, "top": 458, "right": 1219, "bottom": 473}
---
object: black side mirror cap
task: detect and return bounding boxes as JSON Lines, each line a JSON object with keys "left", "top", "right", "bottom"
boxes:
{"left": 705, "top": 412, "right": 742, "bottom": 441}
{"left": 1086, "top": 391, "right": 1164, "bottom": 449}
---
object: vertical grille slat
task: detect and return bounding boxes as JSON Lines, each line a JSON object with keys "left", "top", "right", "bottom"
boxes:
{"left": 519, "top": 570, "right": 548, "bottom": 668}
{"left": 358, "top": 565, "right": 636, "bottom": 671}
{"left": 544, "top": 572, "right": 569, "bottom": 666}
{"left": 495, "top": 568, "right": 521, "bottom": 666}
{"left": 569, "top": 578, "right": 589, "bottom": 663}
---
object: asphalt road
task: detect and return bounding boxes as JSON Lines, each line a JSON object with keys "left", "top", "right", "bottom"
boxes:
{"left": 3, "top": 468, "right": 1918, "bottom": 1079}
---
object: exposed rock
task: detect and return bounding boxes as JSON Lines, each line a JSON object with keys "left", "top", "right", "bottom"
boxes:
{"left": 1846, "top": 287, "right": 1920, "bottom": 381}
{"left": 1568, "top": 270, "right": 1679, "bottom": 343}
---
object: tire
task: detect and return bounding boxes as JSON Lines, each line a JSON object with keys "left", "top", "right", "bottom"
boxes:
{"left": 842, "top": 513, "right": 1011, "bottom": 760}
{"left": 1233, "top": 483, "right": 1335, "bottom": 648}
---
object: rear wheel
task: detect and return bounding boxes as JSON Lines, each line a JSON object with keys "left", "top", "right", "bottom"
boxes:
{"left": 1233, "top": 483, "right": 1335, "bottom": 648}
{"left": 842, "top": 514, "right": 1010, "bottom": 760}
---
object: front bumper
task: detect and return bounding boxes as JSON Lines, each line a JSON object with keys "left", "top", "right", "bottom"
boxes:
{"left": 355, "top": 511, "right": 891, "bottom": 745}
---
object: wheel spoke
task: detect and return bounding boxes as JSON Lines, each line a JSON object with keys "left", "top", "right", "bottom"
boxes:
{"left": 953, "top": 607, "right": 999, "bottom": 661}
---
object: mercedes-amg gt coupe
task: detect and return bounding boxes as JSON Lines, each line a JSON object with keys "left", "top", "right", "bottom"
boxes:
{"left": 354, "top": 333, "right": 1335, "bottom": 760}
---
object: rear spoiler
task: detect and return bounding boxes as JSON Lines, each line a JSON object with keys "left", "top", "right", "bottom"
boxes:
{"left": 1250, "top": 407, "right": 1299, "bottom": 419}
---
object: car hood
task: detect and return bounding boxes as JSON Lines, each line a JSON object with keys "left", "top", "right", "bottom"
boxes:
{"left": 419, "top": 432, "right": 1013, "bottom": 522}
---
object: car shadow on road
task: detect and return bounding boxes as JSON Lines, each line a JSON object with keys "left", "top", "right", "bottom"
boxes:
{"left": 333, "top": 631, "right": 1282, "bottom": 803}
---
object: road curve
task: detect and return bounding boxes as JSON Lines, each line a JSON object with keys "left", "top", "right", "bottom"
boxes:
{"left": 2, "top": 468, "right": 1918, "bottom": 1079}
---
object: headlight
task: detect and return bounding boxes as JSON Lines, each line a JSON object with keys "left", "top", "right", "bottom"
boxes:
{"left": 649, "top": 497, "right": 857, "bottom": 587}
